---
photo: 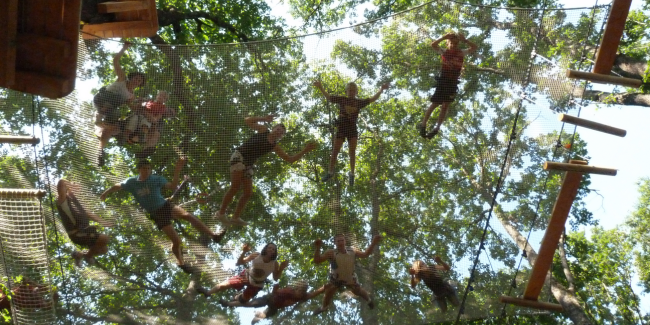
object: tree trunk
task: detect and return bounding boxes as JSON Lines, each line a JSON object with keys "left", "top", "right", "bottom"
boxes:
{"left": 613, "top": 54, "right": 648, "bottom": 80}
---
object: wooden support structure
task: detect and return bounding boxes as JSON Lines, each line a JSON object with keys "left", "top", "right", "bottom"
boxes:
{"left": 593, "top": 0, "right": 633, "bottom": 74}
{"left": 0, "top": 0, "right": 81, "bottom": 98}
{"left": 81, "top": 0, "right": 159, "bottom": 39}
{"left": 566, "top": 70, "right": 642, "bottom": 88}
{"left": 0, "top": 189, "right": 46, "bottom": 199}
{"left": 558, "top": 114, "right": 627, "bottom": 137}
{"left": 544, "top": 161, "right": 617, "bottom": 176}
{"left": 499, "top": 296, "right": 564, "bottom": 312}
{"left": 0, "top": 135, "right": 41, "bottom": 145}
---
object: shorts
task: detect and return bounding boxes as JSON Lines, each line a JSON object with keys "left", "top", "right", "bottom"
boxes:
{"left": 429, "top": 76, "right": 459, "bottom": 104}
{"left": 335, "top": 119, "right": 358, "bottom": 140}
{"left": 93, "top": 87, "right": 124, "bottom": 114}
{"left": 229, "top": 151, "right": 254, "bottom": 178}
{"left": 328, "top": 273, "right": 360, "bottom": 288}
{"left": 149, "top": 201, "right": 174, "bottom": 230}
{"left": 68, "top": 226, "right": 100, "bottom": 247}
{"left": 228, "top": 270, "right": 263, "bottom": 301}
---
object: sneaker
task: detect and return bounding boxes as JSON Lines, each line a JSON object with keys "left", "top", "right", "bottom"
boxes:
{"left": 97, "top": 152, "right": 105, "bottom": 167}
{"left": 230, "top": 218, "right": 248, "bottom": 226}
{"left": 196, "top": 286, "right": 211, "bottom": 297}
{"left": 212, "top": 229, "right": 227, "bottom": 244}
{"left": 321, "top": 172, "right": 333, "bottom": 182}
{"left": 178, "top": 264, "right": 193, "bottom": 274}
{"left": 417, "top": 123, "right": 427, "bottom": 138}
{"left": 426, "top": 129, "right": 439, "bottom": 139}
{"left": 71, "top": 251, "right": 84, "bottom": 267}
{"left": 348, "top": 172, "right": 355, "bottom": 188}
{"left": 313, "top": 307, "right": 326, "bottom": 316}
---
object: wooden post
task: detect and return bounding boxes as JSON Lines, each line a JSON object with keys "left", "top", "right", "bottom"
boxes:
{"left": 544, "top": 161, "right": 617, "bottom": 176}
{"left": 499, "top": 296, "right": 564, "bottom": 312}
{"left": 0, "top": 135, "right": 40, "bottom": 145}
{"left": 593, "top": 0, "right": 633, "bottom": 74}
{"left": 566, "top": 70, "right": 642, "bottom": 88}
{"left": 558, "top": 114, "right": 626, "bottom": 137}
{"left": 0, "top": 0, "right": 18, "bottom": 87}
{"left": 524, "top": 160, "right": 587, "bottom": 300}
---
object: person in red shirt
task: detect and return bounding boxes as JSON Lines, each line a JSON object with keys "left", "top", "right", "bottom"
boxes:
{"left": 314, "top": 80, "right": 389, "bottom": 187}
{"left": 410, "top": 257, "right": 459, "bottom": 312}
{"left": 417, "top": 32, "right": 477, "bottom": 139}
{"left": 218, "top": 281, "right": 325, "bottom": 324}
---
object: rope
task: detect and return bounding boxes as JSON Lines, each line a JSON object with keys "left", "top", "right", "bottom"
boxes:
{"left": 499, "top": 0, "right": 607, "bottom": 317}
{"left": 455, "top": 4, "right": 549, "bottom": 323}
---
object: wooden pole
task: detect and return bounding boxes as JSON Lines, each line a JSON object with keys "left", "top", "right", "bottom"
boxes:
{"left": 524, "top": 160, "right": 586, "bottom": 300}
{"left": 558, "top": 114, "right": 626, "bottom": 137}
{"left": 0, "top": 189, "right": 46, "bottom": 198}
{"left": 0, "top": 135, "right": 40, "bottom": 145}
{"left": 593, "top": 0, "right": 633, "bottom": 74}
{"left": 566, "top": 69, "right": 642, "bottom": 88}
{"left": 499, "top": 296, "right": 564, "bottom": 312}
{"left": 544, "top": 161, "right": 617, "bottom": 176}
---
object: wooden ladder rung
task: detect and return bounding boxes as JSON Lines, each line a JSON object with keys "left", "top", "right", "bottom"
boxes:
{"left": 98, "top": 1, "right": 149, "bottom": 13}
{"left": 558, "top": 114, "right": 626, "bottom": 137}
{"left": 566, "top": 69, "right": 642, "bottom": 88}
{"left": 543, "top": 161, "right": 617, "bottom": 176}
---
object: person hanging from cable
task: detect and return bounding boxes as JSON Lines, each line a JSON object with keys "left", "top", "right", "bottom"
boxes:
{"left": 311, "top": 233, "right": 382, "bottom": 315}
{"left": 417, "top": 32, "right": 477, "bottom": 139}
{"left": 118, "top": 90, "right": 176, "bottom": 159}
{"left": 100, "top": 158, "right": 226, "bottom": 274}
{"left": 56, "top": 179, "right": 112, "bottom": 267}
{"left": 196, "top": 243, "right": 288, "bottom": 304}
{"left": 215, "top": 115, "right": 317, "bottom": 226}
{"left": 93, "top": 42, "right": 146, "bottom": 167}
{"left": 409, "top": 257, "right": 460, "bottom": 312}
{"left": 313, "top": 80, "right": 389, "bottom": 187}
{"left": 219, "top": 280, "right": 326, "bottom": 324}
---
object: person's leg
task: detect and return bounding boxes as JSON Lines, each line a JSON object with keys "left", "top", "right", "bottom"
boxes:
{"left": 86, "top": 234, "right": 109, "bottom": 258}
{"left": 171, "top": 205, "right": 215, "bottom": 237}
{"left": 436, "top": 296, "right": 448, "bottom": 312}
{"left": 231, "top": 174, "right": 253, "bottom": 225}
{"left": 420, "top": 102, "right": 441, "bottom": 127}
{"left": 218, "top": 169, "right": 244, "bottom": 216}
{"left": 432, "top": 102, "right": 450, "bottom": 132}
{"left": 324, "top": 138, "right": 345, "bottom": 180}
{"left": 314, "top": 284, "right": 336, "bottom": 315}
{"left": 348, "top": 137, "right": 358, "bottom": 186}
{"left": 448, "top": 292, "right": 460, "bottom": 308}
{"left": 160, "top": 225, "right": 184, "bottom": 265}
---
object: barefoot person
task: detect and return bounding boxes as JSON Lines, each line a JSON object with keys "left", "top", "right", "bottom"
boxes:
{"left": 312, "top": 233, "right": 382, "bottom": 315}
{"left": 100, "top": 158, "right": 225, "bottom": 273}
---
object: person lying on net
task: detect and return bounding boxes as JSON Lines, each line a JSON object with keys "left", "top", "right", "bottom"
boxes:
{"left": 215, "top": 115, "right": 317, "bottom": 226}
{"left": 218, "top": 280, "right": 325, "bottom": 324}
{"left": 119, "top": 90, "right": 176, "bottom": 159}
{"left": 410, "top": 257, "right": 460, "bottom": 312}
{"left": 417, "top": 32, "right": 477, "bottom": 139}
{"left": 100, "top": 158, "right": 225, "bottom": 274}
{"left": 93, "top": 42, "right": 146, "bottom": 167}
{"left": 197, "top": 243, "right": 288, "bottom": 303}
{"left": 313, "top": 80, "right": 389, "bottom": 188}
{"left": 56, "top": 179, "right": 112, "bottom": 267}
{"left": 312, "top": 233, "right": 382, "bottom": 315}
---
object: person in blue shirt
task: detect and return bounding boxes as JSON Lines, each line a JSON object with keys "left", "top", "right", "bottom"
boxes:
{"left": 100, "top": 158, "right": 225, "bottom": 273}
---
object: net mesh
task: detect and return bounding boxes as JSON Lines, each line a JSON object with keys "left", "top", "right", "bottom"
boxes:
{"left": 0, "top": 1, "right": 609, "bottom": 324}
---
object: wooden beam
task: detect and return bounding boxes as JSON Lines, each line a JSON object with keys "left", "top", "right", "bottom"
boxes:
{"left": 544, "top": 161, "right": 617, "bottom": 176}
{"left": 558, "top": 114, "right": 627, "bottom": 137}
{"left": 0, "top": 135, "right": 40, "bottom": 145}
{"left": 524, "top": 160, "right": 586, "bottom": 300}
{"left": 0, "top": 189, "right": 46, "bottom": 199}
{"left": 98, "top": 1, "right": 148, "bottom": 13}
{"left": 12, "top": 70, "right": 70, "bottom": 99}
{"left": 499, "top": 296, "right": 564, "bottom": 312}
{"left": 593, "top": 0, "right": 633, "bottom": 74}
{"left": 0, "top": 0, "right": 18, "bottom": 87}
{"left": 566, "top": 69, "right": 642, "bottom": 88}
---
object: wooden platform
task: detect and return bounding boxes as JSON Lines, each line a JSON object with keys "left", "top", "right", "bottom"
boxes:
{"left": 0, "top": 0, "right": 81, "bottom": 99}
{"left": 81, "top": 0, "right": 159, "bottom": 39}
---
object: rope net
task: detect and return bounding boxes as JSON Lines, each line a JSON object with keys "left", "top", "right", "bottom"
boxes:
{"left": 0, "top": 1, "right": 609, "bottom": 324}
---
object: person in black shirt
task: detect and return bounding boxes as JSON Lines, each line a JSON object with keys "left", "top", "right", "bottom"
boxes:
{"left": 56, "top": 179, "right": 112, "bottom": 267}
{"left": 216, "top": 115, "right": 317, "bottom": 226}
{"left": 313, "top": 80, "right": 389, "bottom": 187}
{"left": 410, "top": 257, "right": 459, "bottom": 312}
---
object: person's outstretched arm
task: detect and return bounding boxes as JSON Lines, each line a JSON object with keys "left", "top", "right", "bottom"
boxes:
{"left": 355, "top": 235, "right": 383, "bottom": 258}
{"left": 458, "top": 33, "right": 478, "bottom": 54}
{"left": 368, "top": 83, "right": 390, "bottom": 103}
{"left": 274, "top": 141, "right": 318, "bottom": 164}
{"left": 313, "top": 80, "right": 331, "bottom": 101}
{"left": 100, "top": 184, "right": 123, "bottom": 201}
{"left": 244, "top": 115, "right": 274, "bottom": 133}
{"left": 113, "top": 43, "right": 130, "bottom": 82}
{"left": 409, "top": 268, "right": 421, "bottom": 289}
{"left": 56, "top": 179, "right": 71, "bottom": 205}
{"left": 305, "top": 284, "right": 327, "bottom": 300}
{"left": 313, "top": 239, "right": 333, "bottom": 264}
{"left": 236, "top": 243, "right": 257, "bottom": 266}
{"left": 164, "top": 157, "right": 187, "bottom": 191}
{"left": 434, "top": 256, "right": 451, "bottom": 271}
